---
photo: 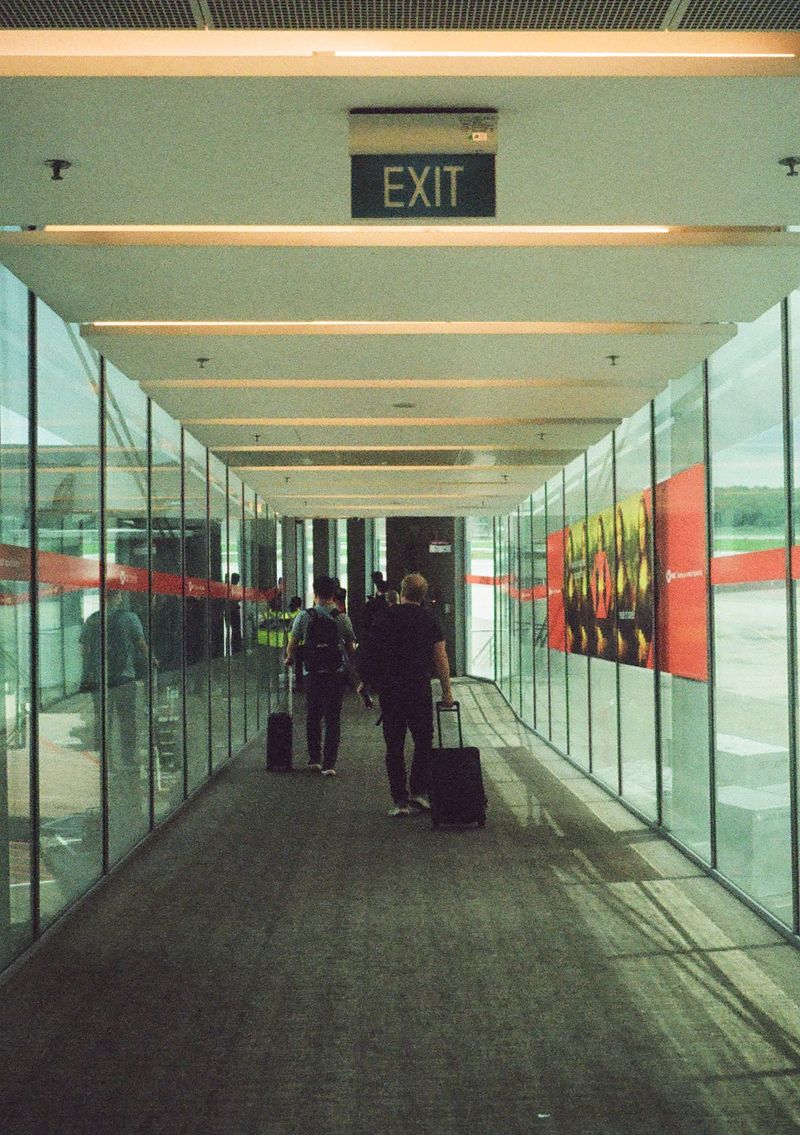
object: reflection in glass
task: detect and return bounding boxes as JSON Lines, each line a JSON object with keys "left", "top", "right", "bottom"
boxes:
{"left": 654, "top": 368, "right": 711, "bottom": 859}
{"left": 151, "top": 404, "right": 185, "bottom": 821}
{"left": 0, "top": 265, "right": 33, "bottom": 961}
{"left": 36, "top": 302, "right": 103, "bottom": 922}
{"left": 184, "top": 433, "right": 210, "bottom": 793}
{"left": 616, "top": 405, "right": 657, "bottom": 819}
{"left": 228, "top": 475, "right": 245, "bottom": 755}
{"left": 547, "top": 474, "right": 567, "bottom": 751}
{"left": 565, "top": 456, "right": 589, "bottom": 767}
{"left": 466, "top": 515, "right": 494, "bottom": 679}
{"left": 209, "top": 455, "right": 230, "bottom": 769}
{"left": 519, "top": 500, "right": 534, "bottom": 727}
{"left": 105, "top": 363, "right": 150, "bottom": 864}
{"left": 709, "top": 304, "right": 792, "bottom": 924}
{"left": 532, "top": 490, "right": 549, "bottom": 736}
{"left": 587, "top": 437, "right": 617, "bottom": 787}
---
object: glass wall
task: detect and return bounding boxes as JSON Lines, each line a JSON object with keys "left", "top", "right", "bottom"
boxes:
{"left": 464, "top": 515, "right": 494, "bottom": 679}
{"left": 615, "top": 404, "right": 657, "bottom": 819}
{"left": 654, "top": 367, "right": 711, "bottom": 859}
{"left": 586, "top": 436, "right": 617, "bottom": 788}
{"left": 228, "top": 474, "right": 246, "bottom": 757}
{"left": 532, "top": 488, "right": 549, "bottom": 737}
{"left": 208, "top": 456, "right": 230, "bottom": 771}
{"left": 477, "top": 287, "right": 800, "bottom": 939}
{"left": 0, "top": 263, "right": 278, "bottom": 975}
{"left": 150, "top": 403, "right": 185, "bottom": 822}
{"left": 564, "top": 455, "right": 589, "bottom": 767}
{"left": 708, "top": 304, "right": 792, "bottom": 925}
{"left": 0, "top": 265, "right": 33, "bottom": 963}
{"left": 547, "top": 474, "right": 568, "bottom": 751}
{"left": 36, "top": 301, "right": 103, "bottom": 925}
{"left": 104, "top": 362, "right": 150, "bottom": 864}
{"left": 519, "top": 499, "right": 534, "bottom": 726}
{"left": 184, "top": 433, "right": 210, "bottom": 794}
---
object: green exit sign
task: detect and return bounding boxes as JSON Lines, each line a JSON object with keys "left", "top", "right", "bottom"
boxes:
{"left": 351, "top": 153, "right": 495, "bottom": 218}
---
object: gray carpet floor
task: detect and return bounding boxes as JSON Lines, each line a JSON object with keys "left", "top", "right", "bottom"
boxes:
{"left": 1, "top": 679, "right": 800, "bottom": 1134}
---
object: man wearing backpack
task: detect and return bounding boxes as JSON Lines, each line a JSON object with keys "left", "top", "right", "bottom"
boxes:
{"left": 285, "top": 575, "right": 357, "bottom": 776}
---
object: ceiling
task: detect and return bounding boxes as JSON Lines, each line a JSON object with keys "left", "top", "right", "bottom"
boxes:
{"left": 0, "top": 18, "right": 799, "bottom": 517}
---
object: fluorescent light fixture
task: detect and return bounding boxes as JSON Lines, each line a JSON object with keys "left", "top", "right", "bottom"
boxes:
{"left": 336, "top": 50, "right": 795, "bottom": 59}
{"left": 85, "top": 319, "right": 702, "bottom": 335}
{"left": 44, "top": 224, "right": 670, "bottom": 235}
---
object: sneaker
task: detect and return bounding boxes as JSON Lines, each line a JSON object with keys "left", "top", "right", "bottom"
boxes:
{"left": 409, "top": 794, "right": 431, "bottom": 811}
{"left": 388, "top": 803, "right": 411, "bottom": 817}
{"left": 321, "top": 768, "right": 337, "bottom": 777}
{"left": 308, "top": 762, "right": 322, "bottom": 772}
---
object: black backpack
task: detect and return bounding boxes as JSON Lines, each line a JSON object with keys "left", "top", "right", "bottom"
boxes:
{"left": 304, "top": 608, "right": 341, "bottom": 675}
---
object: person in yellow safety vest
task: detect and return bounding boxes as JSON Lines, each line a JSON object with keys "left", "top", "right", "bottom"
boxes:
{"left": 258, "top": 597, "right": 294, "bottom": 648}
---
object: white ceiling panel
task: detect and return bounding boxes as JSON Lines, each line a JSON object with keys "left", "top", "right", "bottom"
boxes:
{"left": 2, "top": 242, "right": 800, "bottom": 323}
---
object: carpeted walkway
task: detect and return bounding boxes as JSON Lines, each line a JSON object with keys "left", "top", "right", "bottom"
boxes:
{"left": 2, "top": 679, "right": 800, "bottom": 1134}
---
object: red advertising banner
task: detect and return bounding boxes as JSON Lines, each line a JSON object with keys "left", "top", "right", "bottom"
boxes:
{"left": 547, "top": 529, "right": 565, "bottom": 650}
{"left": 654, "top": 462, "right": 707, "bottom": 681}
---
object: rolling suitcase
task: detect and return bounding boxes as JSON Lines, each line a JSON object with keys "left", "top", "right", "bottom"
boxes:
{"left": 430, "top": 701, "right": 487, "bottom": 828}
{"left": 266, "top": 671, "right": 293, "bottom": 771}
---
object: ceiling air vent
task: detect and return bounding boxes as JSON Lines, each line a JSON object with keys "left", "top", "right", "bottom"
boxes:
{"left": 206, "top": 0, "right": 675, "bottom": 31}
{"left": 0, "top": 0, "right": 198, "bottom": 28}
{"left": 679, "top": 0, "right": 800, "bottom": 30}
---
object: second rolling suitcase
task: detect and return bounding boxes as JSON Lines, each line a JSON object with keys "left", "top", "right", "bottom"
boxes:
{"left": 266, "top": 672, "right": 293, "bottom": 771}
{"left": 430, "top": 701, "right": 487, "bottom": 828}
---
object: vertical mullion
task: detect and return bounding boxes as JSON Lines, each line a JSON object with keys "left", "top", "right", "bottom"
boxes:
{"left": 650, "top": 398, "right": 664, "bottom": 827}
{"left": 98, "top": 355, "right": 109, "bottom": 875}
{"left": 703, "top": 360, "right": 718, "bottom": 869}
{"left": 542, "top": 478, "right": 549, "bottom": 735}
{"left": 781, "top": 297, "right": 800, "bottom": 935}
{"left": 207, "top": 451, "right": 213, "bottom": 780}
{"left": 180, "top": 430, "right": 189, "bottom": 801}
{"left": 492, "top": 516, "right": 497, "bottom": 686}
{"left": 584, "top": 453, "right": 593, "bottom": 774}
{"left": 146, "top": 399, "right": 155, "bottom": 830}
{"left": 562, "top": 469, "right": 569, "bottom": 756}
{"left": 27, "top": 290, "right": 40, "bottom": 938}
{"left": 612, "top": 430, "right": 622, "bottom": 796}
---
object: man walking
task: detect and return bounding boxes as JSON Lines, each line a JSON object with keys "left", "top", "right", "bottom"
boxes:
{"left": 285, "top": 576, "right": 356, "bottom": 776}
{"left": 363, "top": 572, "right": 454, "bottom": 817}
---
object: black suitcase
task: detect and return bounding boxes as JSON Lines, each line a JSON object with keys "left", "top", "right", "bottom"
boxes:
{"left": 430, "top": 701, "right": 487, "bottom": 828}
{"left": 266, "top": 672, "right": 293, "bottom": 771}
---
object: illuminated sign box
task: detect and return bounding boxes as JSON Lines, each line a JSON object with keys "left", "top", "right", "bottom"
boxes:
{"left": 349, "top": 108, "right": 497, "bottom": 220}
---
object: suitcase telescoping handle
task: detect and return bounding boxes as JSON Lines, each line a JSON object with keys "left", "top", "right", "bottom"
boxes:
{"left": 435, "top": 700, "right": 462, "bottom": 748}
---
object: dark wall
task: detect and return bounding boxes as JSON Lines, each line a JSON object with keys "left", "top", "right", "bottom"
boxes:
{"left": 386, "top": 517, "right": 457, "bottom": 674}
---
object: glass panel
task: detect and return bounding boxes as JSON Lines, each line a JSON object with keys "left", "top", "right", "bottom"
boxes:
{"left": 105, "top": 362, "right": 150, "bottom": 864}
{"left": 547, "top": 474, "right": 567, "bottom": 750}
{"left": 228, "top": 474, "right": 245, "bottom": 755}
{"left": 243, "top": 488, "right": 259, "bottom": 742}
{"left": 183, "top": 433, "right": 209, "bottom": 793}
{"left": 709, "top": 303, "right": 792, "bottom": 925}
{"left": 305, "top": 520, "right": 314, "bottom": 609}
{"left": 587, "top": 436, "right": 618, "bottom": 787}
{"left": 257, "top": 501, "right": 277, "bottom": 726}
{"left": 564, "top": 455, "right": 589, "bottom": 767}
{"left": 519, "top": 499, "right": 534, "bottom": 727}
{"left": 374, "top": 517, "right": 387, "bottom": 579}
{"left": 36, "top": 302, "right": 102, "bottom": 924}
{"left": 465, "top": 515, "right": 494, "bottom": 679}
{"left": 508, "top": 509, "right": 521, "bottom": 714}
{"left": 0, "top": 266, "right": 33, "bottom": 961}
{"left": 336, "top": 518, "right": 348, "bottom": 597}
{"left": 150, "top": 403, "right": 184, "bottom": 821}
{"left": 208, "top": 455, "right": 229, "bottom": 769}
{"left": 497, "top": 515, "right": 510, "bottom": 700}
{"left": 532, "top": 489, "right": 549, "bottom": 736}
{"left": 615, "top": 405, "right": 657, "bottom": 818}
{"left": 791, "top": 291, "right": 800, "bottom": 920}
{"left": 654, "top": 366, "right": 711, "bottom": 859}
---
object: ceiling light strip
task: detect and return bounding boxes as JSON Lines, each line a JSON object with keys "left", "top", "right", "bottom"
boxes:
{"left": 84, "top": 319, "right": 714, "bottom": 336}
{"left": 336, "top": 51, "right": 795, "bottom": 59}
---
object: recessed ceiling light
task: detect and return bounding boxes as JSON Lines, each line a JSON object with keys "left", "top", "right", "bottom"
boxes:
{"left": 392, "top": 401, "right": 416, "bottom": 409}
